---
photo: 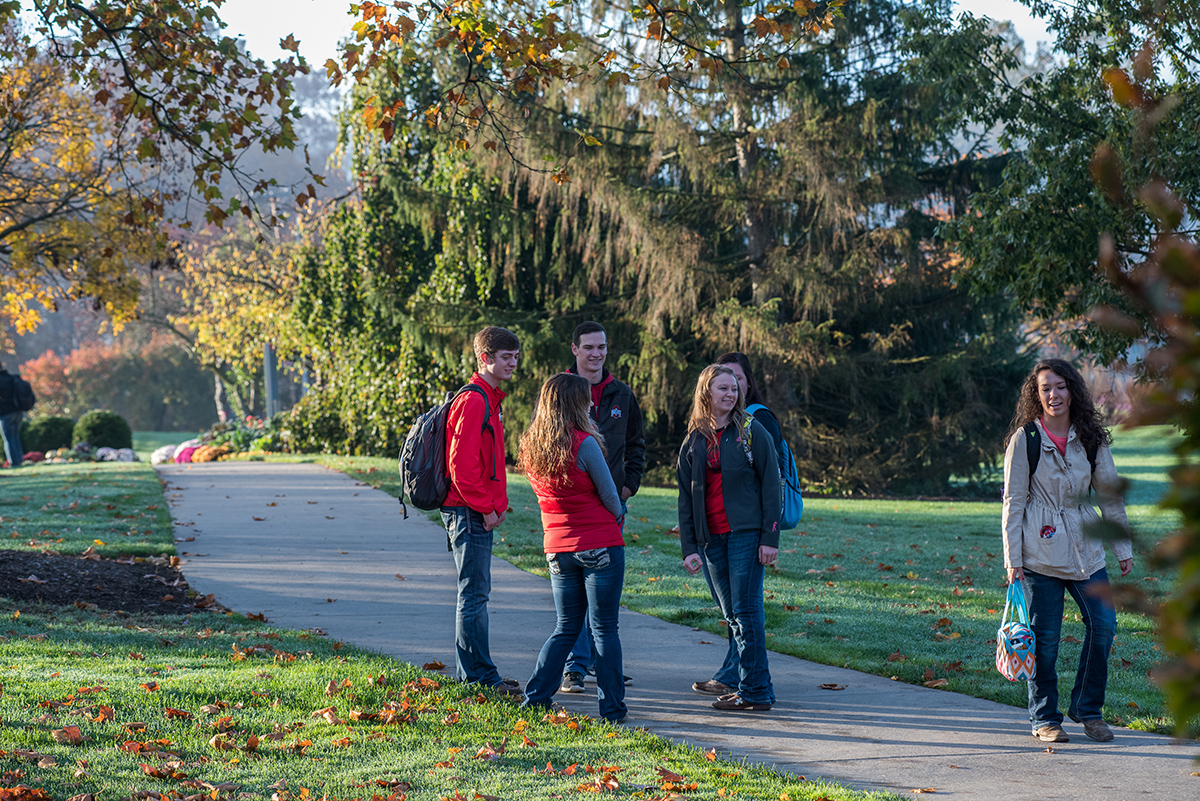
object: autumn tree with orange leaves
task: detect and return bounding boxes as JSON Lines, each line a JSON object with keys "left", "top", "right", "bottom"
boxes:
{"left": 0, "top": 0, "right": 315, "bottom": 342}
{"left": 330, "top": 0, "right": 845, "bottom": 179}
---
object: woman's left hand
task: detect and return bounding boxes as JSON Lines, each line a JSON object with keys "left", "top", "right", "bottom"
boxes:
{"left": 1119, "top": 558, "right": 1133, "bottom": 577}
{"left": 758, "top": 546, "right": 778, "bottom": 567}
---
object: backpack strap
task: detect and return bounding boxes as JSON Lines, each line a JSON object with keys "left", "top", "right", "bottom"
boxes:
{"left": 738, "top": 413, "right": 754, "bottom": 466}
{"left": 455, "top": 384, "right": 498, "bottom": 481}
{"left": 1023, "top": 421, "right": 1040, "bottom": 497}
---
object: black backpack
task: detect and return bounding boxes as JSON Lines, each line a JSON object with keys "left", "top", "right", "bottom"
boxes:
{"left": 14, "top": 377, "right": 36, "bottom": 412}
{"left": 1023, "top": 421, "right": 1098, "bottom": 493}
{"left": 398, "top": 385, "right": 495, "bottom": 519}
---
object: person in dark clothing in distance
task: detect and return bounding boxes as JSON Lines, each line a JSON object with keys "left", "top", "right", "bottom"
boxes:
{"left": 0, "top": 361, "right": 28, "bottom": 468}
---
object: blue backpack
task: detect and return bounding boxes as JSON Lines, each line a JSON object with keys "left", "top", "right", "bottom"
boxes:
{"left": 746, "top": 404, "right": 803, "bottom": 530}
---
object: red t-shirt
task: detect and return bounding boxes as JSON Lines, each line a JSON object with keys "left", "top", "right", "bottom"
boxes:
{"left": 1040, "top": 418, "right": 1067, "bottom": 456}
{"left": 590, "top": 372, "right": 615, "bottom": 416}
{"left": 704, "top": 429, "right": 732, "bottom": 535}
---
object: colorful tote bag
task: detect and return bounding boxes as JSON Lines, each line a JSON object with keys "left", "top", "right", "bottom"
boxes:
{"left": 996, "top": 582, "right": 1036, "bottom": 681}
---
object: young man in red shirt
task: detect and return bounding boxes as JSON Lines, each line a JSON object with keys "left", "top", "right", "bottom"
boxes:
{"left": 441, "top": 326, "right": 521, "bottom": 693}
{"left": 560, "top": 321, "right": 646, "bottom": 693}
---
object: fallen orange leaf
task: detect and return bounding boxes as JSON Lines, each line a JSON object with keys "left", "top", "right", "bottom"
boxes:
{"left": 51, "top": 726, "right": 84, "bottom": 745}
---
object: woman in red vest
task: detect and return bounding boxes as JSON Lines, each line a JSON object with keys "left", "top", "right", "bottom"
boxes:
{"left": 519, "top": 373, "right": 627, "bottom": 723}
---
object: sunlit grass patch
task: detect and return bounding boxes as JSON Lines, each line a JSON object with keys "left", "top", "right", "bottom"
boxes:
{"left": 0, "top": 606, "right": 891, "bottom": 801}
{"left": 0, "top": 462, "right": 174, "bottom": 558}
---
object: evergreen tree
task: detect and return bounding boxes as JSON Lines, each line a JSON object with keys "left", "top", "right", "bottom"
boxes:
{"left": 290, "top": 0, "right": 1030, "bottom": 491}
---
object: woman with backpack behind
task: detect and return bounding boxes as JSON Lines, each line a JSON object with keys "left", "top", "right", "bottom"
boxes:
{"left": 1002, "top": 358, "right": 1133, "bottom": 743}
{"left": 519, "top": 373, "right": 628, "bottom": 723}
{"left": 688, "top": 353, "right": 797, "bottom": 697}
{"left": 678, "top": 364, "right": 781, "bottom": 711}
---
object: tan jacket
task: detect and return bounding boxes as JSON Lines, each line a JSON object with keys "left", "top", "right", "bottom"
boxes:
{"left": 1002, "top": 419, "right": 1132, "bottom": 580}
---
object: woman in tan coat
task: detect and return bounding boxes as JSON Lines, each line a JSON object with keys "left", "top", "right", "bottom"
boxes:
{"left": 1001, "top": 358, "right": 1133, "bottom": 744}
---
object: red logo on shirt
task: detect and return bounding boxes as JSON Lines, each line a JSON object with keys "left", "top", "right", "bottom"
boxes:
{"left": 610, "top": 405, "right": 621, "bottom": 418}
{"left": 1040, "top": 525, "right": 1056, "bottom": 539}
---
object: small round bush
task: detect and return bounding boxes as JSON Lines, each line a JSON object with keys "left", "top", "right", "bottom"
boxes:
{"left": 20, "top": 415, "right": 76, "bottom": 453}
{"left": 73, "top": 410, "right": 133, "bottom": 450}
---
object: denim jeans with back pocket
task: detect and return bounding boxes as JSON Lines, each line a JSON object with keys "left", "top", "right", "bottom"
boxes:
{"left": 523, "top": 546, "right": 627, "bottom": 721}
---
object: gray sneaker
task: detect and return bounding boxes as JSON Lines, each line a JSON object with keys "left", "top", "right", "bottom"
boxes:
{"left": 560, "top": 672, "right": 585, "bottom": 693}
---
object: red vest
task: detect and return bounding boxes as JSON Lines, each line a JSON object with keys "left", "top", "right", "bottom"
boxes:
{"left": 527, "top": 430, "right": 624, "bottom": 553}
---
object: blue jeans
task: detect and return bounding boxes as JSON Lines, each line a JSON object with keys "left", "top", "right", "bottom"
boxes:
{"left": 564, "top": 500, "right": 625, "bottom": 676}
{"left": 523, "top": 546, "right": 626, "bottom": 722}
{"left": 1025, "top": 568, "right": 1117, "bottom": 731}
{"left": 700, "top": 529, "right": 774, "bottom": 704}
{"left": 1, "top": 411, "right": 23, "bottom": 468}
{"left": 441, "top": 506, "right": 502, "bottom": 688}
{"left": 712, "top": 625, "right": 739, "bottom": 687}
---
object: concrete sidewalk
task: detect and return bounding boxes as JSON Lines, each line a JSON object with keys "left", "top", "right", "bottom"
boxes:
{"left": 157, "top": 462, "right": 1198, "bottom": 800}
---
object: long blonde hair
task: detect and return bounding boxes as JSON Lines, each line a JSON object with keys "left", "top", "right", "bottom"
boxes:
{"left": 519, "top": 373, "right": 607, "bottom": 478}
{"left": 687, "top": 364, "right": 747, "bottom": 445}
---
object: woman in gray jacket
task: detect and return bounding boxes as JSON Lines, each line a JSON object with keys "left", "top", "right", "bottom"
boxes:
{"left": 678, "top": 364, "right": 781, "bottom": 711}
{"left": 1001, "top": 358, "right": 1133, "bottom": 744}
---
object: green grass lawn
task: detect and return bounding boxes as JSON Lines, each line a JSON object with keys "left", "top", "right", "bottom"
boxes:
{"left": 0, "top": 462, "right": 175, "bottom": 558}
{"left": 0, "top": 606, "right": 883, "bottom": 801}
{"left": 0, "top": 461, "right": 890, "bottom": 801}
{"left": 322, "top": 426, "right": 1186, "bottom": 735}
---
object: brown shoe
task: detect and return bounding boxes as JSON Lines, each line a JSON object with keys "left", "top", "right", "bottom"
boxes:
{"left": 1034, "top": 724, "right": 1069, "bottom": 743}
{"left": 1080, "top": 719, "right": 1114, "bottom": 742}
{"left": 712, "top": 693, "right": 771, "bottom": 711}
{"left": 692, "top": 680, "right": 735, "bottom": 696}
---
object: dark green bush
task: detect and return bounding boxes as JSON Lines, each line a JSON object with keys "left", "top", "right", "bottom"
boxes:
{"left": 281, "top": 392, "right": 346, "bottom": 454}
{"left": 20, "top": 415, "right": 76, "bottom": 453}
{"left": 73, "top": 410, "right": 133, "bottom": 449}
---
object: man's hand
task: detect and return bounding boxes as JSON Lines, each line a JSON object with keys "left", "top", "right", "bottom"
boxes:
{"left": 483, "top": 510, "right": 500, "bottom": 530}
{"left": 682, "top": 553, "right": 703, "bottom": 575}
{"left": 620, "top": 486, "right": 633, "bottom": 501}
{"left": 759, "top": 546, "right": 778, "bottom": 566}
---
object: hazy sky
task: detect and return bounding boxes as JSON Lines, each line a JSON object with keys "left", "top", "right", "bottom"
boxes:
{"left": 217, "top": 0, "right": 1053, "bottom": 68}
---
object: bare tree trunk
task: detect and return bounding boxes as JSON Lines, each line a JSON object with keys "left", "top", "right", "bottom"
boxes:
{"left": 212, "top": 371, "right": 234, "bottom": 422}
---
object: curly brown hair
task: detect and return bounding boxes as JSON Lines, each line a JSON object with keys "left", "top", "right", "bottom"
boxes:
{"left": 519, "top": 373, "right": 606, "bottom": 479}
{"left": 1007, "top": 358, "right": 1111, "bottom": 456}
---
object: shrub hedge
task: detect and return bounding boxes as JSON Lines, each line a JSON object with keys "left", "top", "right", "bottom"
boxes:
{"left": 73, "top": 410, "right": 133, "bottom": 449}
{"left": 20, "top": 415, "right": 75, "bottom": 453}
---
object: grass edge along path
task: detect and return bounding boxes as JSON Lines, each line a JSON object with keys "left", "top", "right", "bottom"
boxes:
{"left": 0, "top": 459, "right": 894, "bottom": 801}
{"left": 0, "top": 605, "right": 894, "bottom": 801}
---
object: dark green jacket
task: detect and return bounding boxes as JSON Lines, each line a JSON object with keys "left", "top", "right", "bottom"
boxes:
{"left": 676, "top": 418, "right": 781, "bottom": 559}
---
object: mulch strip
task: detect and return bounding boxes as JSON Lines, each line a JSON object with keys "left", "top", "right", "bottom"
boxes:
{"left": 0, "top": 549, "right": 219, "bottom": 614}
